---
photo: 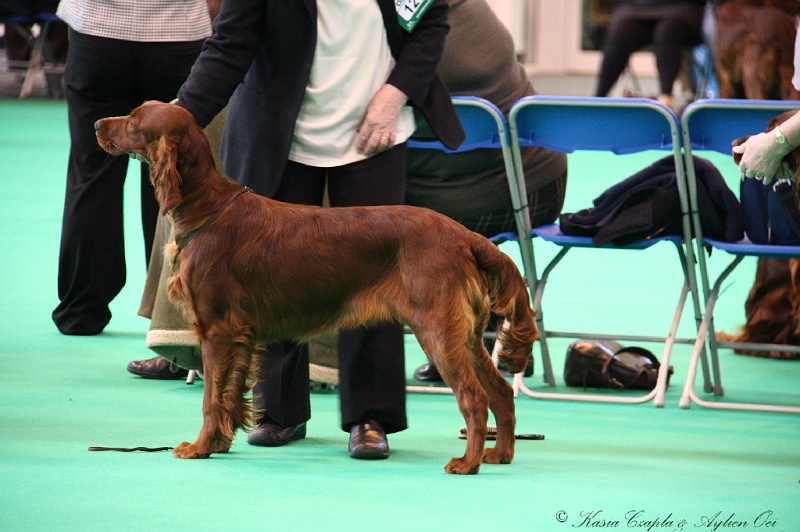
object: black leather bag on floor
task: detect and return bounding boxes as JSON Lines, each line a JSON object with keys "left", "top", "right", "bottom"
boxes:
{"left": 563, "top": 339, "right": 672, "bottom": 390}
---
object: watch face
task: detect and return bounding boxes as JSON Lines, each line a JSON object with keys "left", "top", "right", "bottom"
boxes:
{"left": 776, "top": 127, "right": 789, "bottom": 146}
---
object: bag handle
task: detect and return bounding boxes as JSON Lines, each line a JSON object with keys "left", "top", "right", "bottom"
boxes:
{"left": 772, "top": 179, "right": 800, "bottom": 240}
{"left": 599, "top": 347, "right": 659, "bottom": 389}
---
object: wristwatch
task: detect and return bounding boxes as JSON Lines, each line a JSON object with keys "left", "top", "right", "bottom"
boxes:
{"left": 774, "top": 124, "right": 796, "bottom": 151}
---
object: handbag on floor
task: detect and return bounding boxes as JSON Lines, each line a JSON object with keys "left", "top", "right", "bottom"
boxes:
{"left": 563, "top": 339, "right": 671, "bottom": 390}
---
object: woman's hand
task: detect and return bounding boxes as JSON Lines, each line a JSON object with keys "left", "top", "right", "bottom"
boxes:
{"left": 356, "top": 84, "right": 408, "bottom": 156}
{"left": 732, "top": 130, "right": 793, "bottom": 183}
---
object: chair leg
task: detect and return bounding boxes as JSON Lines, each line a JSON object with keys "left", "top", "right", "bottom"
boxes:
{"left": 681, "top": 255, "right": 745, "bottom": 407}
{"left": 679, "top": 291, "right": 716, "bottom": 408}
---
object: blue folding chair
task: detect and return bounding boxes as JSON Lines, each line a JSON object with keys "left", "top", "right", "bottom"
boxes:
{"left": 1, "top": 12, "right": 65, "bottom": 98}
{"left": 405, "top": 95, "right": 533, "bottom": 394}
{"left": 679, "top": 98, "right": 800, "bottom": 414}
{"left": 506, "top": 95, "right": 702, "bottom": 406}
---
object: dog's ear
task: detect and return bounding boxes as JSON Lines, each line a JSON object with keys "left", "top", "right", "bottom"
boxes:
{"left": 732, "top": 135, "right": 749, "bottom": 165}
{"left": 768, "top": 110, "right": 799, "bottom": 130}
{"left": 148, "top": 136, "right": 183, "bottom": 213}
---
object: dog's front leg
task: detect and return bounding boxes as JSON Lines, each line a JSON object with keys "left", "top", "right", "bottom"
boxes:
{"left": 442, "top": 375, "right": 489, "bottom": 475}
{"left": 173, "top": 333, "right": 252, "bottom": 458}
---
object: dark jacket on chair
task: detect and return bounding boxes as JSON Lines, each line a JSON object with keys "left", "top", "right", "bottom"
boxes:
{"left": 560, "top": 155, "right": 744, "bottom": 246}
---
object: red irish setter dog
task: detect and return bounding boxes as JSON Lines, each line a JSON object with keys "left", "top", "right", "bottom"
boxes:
{"left": 715, "top": 0, "right": 800, "bottom": 101}
{"left": 95, "top": 101, "right": 539, "bottom": 474}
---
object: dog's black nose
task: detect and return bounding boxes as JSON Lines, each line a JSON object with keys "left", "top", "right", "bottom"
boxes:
{"left": 93, "top": 120, "right": 101, "bottom": 132}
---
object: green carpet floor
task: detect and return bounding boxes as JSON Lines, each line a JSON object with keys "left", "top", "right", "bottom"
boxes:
{"left": 1, "top": 99, "right": 798, "bottom": 531}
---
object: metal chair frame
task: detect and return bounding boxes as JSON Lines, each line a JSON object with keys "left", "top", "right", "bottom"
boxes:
{"left": 404, "top": 95, "right": 527, "bottom": 394}
{"left": 506, "top": 95, "right": 705, "bottom": 406}
{"left": 2, "top": 13, "right": 65, "bottom": 98}
{"left": 679, "top": 98, "right": 800, "bottom": 414}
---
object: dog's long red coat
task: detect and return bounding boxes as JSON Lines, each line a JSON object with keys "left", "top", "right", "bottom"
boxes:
{"left": 95, "top": 101, "right": 539, "bottom": 474}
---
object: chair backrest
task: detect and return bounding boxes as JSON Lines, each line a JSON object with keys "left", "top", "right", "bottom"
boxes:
{"left": 408, "top": 95, "right": 522, "bottom": 233}
{"left": 680, "top": 99, "right": 800, "bottom": 241}
{"left": 407, "top": 95, "right": 534, "bottom": 293}
{"left": 682, "top": 98, "right": 800, "bottom": 156}
{"left": 681, "top": 98, "right": 800, "bottom": 266}
{"left": 509, "top": 95, "right": 681, "bottom": 155}
{"left": 508, "top": 95, "right": 688, "bottom": 243}
{"left": 407, "top": 95, "right": 509, "bottom": 153}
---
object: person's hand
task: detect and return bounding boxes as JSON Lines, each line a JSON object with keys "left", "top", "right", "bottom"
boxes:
{"left": 732, "top": 130, "right": 792, "bottom": 184}
{"left": 356, "top": 84, "right": 408, "bottom": 156}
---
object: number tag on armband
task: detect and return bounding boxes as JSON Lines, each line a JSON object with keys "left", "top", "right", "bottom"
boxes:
{"left": 395, "top": 0, "right": 434, "bottom": 32}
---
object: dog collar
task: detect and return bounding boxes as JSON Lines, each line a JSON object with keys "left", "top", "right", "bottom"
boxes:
{"left": 176, "top": 187, "right": 250, "bottom": 253}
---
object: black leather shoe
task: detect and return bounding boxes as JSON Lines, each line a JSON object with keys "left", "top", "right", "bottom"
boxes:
{"left": 126, "top": 356, "right": 189, "bottom": 380}
{"left": 247, "top": 421, "right": 306, "bottom": 447}
{"left": 348, "top": 418, "right": 390, "bottom": 459}
{"left": 413, "top": 362, "right": 443, "bottom": 382}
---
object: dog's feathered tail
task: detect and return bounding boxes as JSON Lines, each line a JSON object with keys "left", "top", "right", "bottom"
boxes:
{"left": 471, "top": 237, "right": 539, "bottom": 373}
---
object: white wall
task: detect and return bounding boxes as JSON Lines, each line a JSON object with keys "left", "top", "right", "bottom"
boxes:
{"left": 485, "top": 0, "right": 657, "bottom": 77}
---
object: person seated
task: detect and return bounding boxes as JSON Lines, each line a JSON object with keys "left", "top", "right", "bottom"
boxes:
{"left": 404, "top": 0, "right": 567, "bottom": 382}
{"left": 594, "top": 0, "right": 706, "bottom": 110}
{"left": 1, "top": 0, "right": 67, "bottom": 69}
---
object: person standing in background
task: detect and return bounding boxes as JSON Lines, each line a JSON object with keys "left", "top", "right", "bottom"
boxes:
{"left": 52, "top": 0, "right": 212, "bottom": 335}
{"left": 594, "top": 0, "right": 706, "bottom": 110}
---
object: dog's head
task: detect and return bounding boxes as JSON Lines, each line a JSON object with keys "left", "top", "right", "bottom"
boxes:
{"left": 95, "top": 101, "right": 212, "bottom": 213}
{"left": 732, "top": 109, "right": 800, "bottom": 174}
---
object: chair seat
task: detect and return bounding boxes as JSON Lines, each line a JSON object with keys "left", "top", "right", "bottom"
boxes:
{"left": 704, "top": 237, "right": 800, "bottom": 259}
{"left": 487, "top": 231, "right": 518, "bottom": 245}
{"left": 532, "top": 223, "right": 683, "bottom": 250}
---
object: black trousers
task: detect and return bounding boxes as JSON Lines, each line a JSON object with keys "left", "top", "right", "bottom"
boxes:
{"left": 53, "top": 30, "right": 203, "bottom": 335}
{"left": 252, "top": 144, "right": 409, "bottom": 434}
{"left": 594, "top": 3, "right": 704, "bottom": 97}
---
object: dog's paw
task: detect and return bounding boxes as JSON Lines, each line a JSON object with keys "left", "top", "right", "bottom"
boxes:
{"left": 482, "top": 447, "right": 513, "bottom": 465}
{"left": 172, "top": 441, "right": 211, "bottom": 459}
{"left": 213, "top": 442, "right": 231, "bottom": 454}
{"left": 444, "top": 457, "right": 481, "bottom": 475}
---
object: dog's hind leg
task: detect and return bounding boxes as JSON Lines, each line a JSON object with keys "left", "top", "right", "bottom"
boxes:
{"left": 173, "top": 329, "right": 255, "bottom": 459}
{"left": 414, "top": 324, "right": 488, "bottom": 475}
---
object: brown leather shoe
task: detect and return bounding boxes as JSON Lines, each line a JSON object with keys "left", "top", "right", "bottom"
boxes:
{"left": 348, "top": 418, "right": 389, "bottom": 459}
{"left": 126, "top": 356, "right": 189, "bottom": 380}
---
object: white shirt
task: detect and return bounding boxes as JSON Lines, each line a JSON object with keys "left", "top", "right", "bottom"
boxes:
{"left": 288, "top": 0, "right": 415, "bottom": 167}
{"left": 56, "top": 0, "right": 212, "bottom": 42}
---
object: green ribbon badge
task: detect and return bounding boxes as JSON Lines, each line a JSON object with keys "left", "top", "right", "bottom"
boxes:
{"left": 395, "top": 0, "right": 434, "bottom": 32}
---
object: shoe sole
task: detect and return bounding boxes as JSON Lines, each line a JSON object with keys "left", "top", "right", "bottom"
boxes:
{"left": 127, "top": 370, "right": 189, "bottom": 380}
{"left": 349, "top": 447, "right": 390, "bottom": 460}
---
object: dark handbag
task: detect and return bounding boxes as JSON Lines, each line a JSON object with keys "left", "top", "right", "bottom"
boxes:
{"left": 740, "top": 176, "right": 800, "bottom": 245}
{"left": 563, "top": 339, "right": 671, "bottom": 390}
